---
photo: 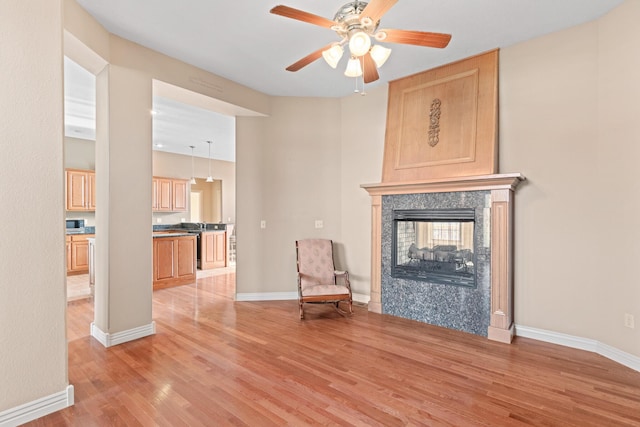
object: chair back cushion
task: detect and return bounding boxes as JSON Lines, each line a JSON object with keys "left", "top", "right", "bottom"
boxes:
{"left": 296, "top": 239, "right": 336, "bottom": 289}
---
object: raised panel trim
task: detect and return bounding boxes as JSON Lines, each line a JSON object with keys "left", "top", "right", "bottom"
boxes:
{"left": 395, "top": 68, "right": 479, "bottom": 170}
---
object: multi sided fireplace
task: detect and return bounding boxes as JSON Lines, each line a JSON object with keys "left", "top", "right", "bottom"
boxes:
{"left": 361, "top": 50, "right": 524, "bottom": 342}
{"left": 392, "top": 209, "right": 476, "bottom": 287}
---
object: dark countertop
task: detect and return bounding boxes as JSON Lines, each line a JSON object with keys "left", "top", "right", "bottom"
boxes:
{"left": 66, "top": 227, "right": 95, "bottom": 235}
{"left": 153, "top": 222, "right": 228, "bottom": 232}
{"left": 153, "top": 232, "right": 196, "bottom": 238}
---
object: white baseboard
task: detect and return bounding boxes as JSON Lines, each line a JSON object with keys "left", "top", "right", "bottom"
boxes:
{"left": 516, "top": 324, "right": 640, "bottom": 372}
{"left": 235, "top": 292, "right": 298, "bottom": 301}
{"left": 91, "top": 321, "right": 156, "bottom": 348}
{"left": 352, "top": 293, "right": 369, "bottom": 304}
{"left": 0, "top": 385, "right": 73, "bottom": 427}
{"left": 235, "top": 292, "right": 370, "bottom": 304}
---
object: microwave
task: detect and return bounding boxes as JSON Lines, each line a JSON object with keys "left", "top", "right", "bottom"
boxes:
{"left": 66, "top": 219, "right": 85, "bottom": 229}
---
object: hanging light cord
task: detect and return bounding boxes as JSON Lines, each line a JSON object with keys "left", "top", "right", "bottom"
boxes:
{"left": 190, "top": 145, "right": 195, "bottom": 177}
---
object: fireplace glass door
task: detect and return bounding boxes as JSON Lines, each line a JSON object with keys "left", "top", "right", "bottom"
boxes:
{"left": 392, "top": 209, "right": 476, "bottom": 287}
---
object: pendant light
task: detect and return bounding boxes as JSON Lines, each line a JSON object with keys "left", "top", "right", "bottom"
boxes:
{"left": 206, "top": 140, "right": 214, "bottom": 183}
{"left": 189, "top": 145, "right": 197, "bottom": 184}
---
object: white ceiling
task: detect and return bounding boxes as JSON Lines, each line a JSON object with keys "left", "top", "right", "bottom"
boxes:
{"left": 64, "top": 57, "right": 237, "bottom": 161}
{"left": 66, "top": 0, "right": 624, "bottom": 158}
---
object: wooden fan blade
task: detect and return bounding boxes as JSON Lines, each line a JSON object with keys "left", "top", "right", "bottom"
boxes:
{"left": 270, "top": 5, "right": 336, "bottom": 29}
{"left": 360, "top": 0, "right": 398, "bottom": 23}
{"left": 362, "top": 53, "right": 379, "bottom": 84}
{"left": 285, "top": 43, "right": 335, "bottom": 72}
{"left": 379, "top": 29, "right": 452, "bottom": 48}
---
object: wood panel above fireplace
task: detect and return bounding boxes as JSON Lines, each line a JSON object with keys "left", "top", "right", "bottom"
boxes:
{"left": 382, "top": 49, "right": 499, "bottom": 182}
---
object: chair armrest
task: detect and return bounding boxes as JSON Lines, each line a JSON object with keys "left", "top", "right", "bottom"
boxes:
{"left": 333, "top": 270, "right": 350, "bottom": 288}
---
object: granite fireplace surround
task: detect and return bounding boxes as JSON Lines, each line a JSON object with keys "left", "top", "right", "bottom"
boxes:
{"left": 362, "top": 174, "right": 525, "bottom": 343}
{"left": 382, "top": 190, "right": 490, "bottom": 336}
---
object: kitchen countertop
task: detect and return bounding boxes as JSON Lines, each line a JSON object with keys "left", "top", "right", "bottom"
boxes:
{"left": 66, "top": 227, "right": 95, "bottom": 235}
{"left": 152, "top": 232, "right": 196, "bottom": 238}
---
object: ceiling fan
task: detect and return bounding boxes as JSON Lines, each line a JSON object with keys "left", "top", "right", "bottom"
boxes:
{"left": 270, "top": 0, "right": 451, "bottom": 84}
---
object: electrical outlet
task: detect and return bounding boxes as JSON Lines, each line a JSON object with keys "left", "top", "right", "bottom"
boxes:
{"left": 260, "top": 220, "right": 266, "bottom": 229}
{"left": 315, "top": 220, "right": 324, "bottom": 229}
{"left": 624, "top": 313, "right": 635, "bottom": 329}
{"left": 156, "top": 218, "right": 162, "bottom": 223}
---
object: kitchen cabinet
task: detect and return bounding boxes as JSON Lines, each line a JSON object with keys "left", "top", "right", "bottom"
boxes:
{"left": 66, "top": 169, "right": 95, "bottom": 211}
{"left": 67, "top": 234, "right": 95, "bottom": 275}
{"left": 200, "top": 231, "right": 227, "bottom": 269}
{"left": 153, "top": 234, "right": 196, "bottom": 290}
{"left": 173, "top": 180, "right": 188, "bottom": 211}
{"left": 66, "top": 236, "right": 72, "bottom": 272}
{"left": 152, "top": 177, "right": 188, "bottom": 212}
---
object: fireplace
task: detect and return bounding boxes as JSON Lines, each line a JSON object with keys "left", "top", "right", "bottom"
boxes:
{"left": 362, "top": 174, "right": 525, "bottom": 343}
{"left": 382, "top": 191, "right": 491, "bottom": 337}
{"left": 361, "top": 50, "right": 523, "bottom": 343}
{"left": 392, "top": 208, "right": 476, "bottom": 287}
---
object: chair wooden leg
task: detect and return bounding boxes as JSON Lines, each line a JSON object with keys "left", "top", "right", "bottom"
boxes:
{"left": 299, "top": 300, "right": 304, "bottom": 319}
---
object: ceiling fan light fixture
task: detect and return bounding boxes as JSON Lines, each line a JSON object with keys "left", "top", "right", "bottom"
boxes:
{"left": 374, "top": 31, "right": 387, "bottom": 42}
{"left": 322, "top": 44, "right": 344, "bottom": 68}
{"left": 360, "top": 16, "right": 374, "bottom": 27}
{"left": 206, "top": 140, "right": 214, "bottom": 183}
{"left": 344, "top": 56, "right": 363, "bottom": 77}
{"left": 370, "top": 44, "right": 392, "bottom": 68}
{"left": 348, "top": 31, "right": 371, "bottom": 57}
{"left": 189, "top": 145, "right": 197, "bottom": 185}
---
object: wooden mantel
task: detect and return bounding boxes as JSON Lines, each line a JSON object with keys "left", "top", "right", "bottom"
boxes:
{"left": 361, "top": 173, "right": 525, "bottom": 196}
{"left": 361, "top": 173, "right": 526, "bottom": 343}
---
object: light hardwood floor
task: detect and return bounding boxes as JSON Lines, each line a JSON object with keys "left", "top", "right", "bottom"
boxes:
{"left": 66, "top": 273, "right": 91, "bottom": 302}
{"left": 32, "top": 271, "right": 640, "bottom": 426}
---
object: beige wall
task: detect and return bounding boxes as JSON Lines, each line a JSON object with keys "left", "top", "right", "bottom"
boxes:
{"left": 0, "top": 0, "right": 68, "bottom": 411}
{"left": 236, "top": 97, "right": 343, "bottom": 295}
{"left": 339, "top": 86, "right": 388, "bottom": 299}
{"left": 65, "top": 136, "right": 95, "bottom": 170}
{"left": 500, "top": 1, "right": 640, "bottom": 356}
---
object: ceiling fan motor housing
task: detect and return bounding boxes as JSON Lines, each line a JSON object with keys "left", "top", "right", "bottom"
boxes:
{"left": 332, "top": 1, "right": 380, "bottom": 40}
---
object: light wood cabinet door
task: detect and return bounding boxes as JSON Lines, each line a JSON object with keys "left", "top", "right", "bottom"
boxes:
{"left": 66, "top": 169, "right": 95, "bottom": 211}
{"left": 153, "top": 235, "right": 196, "bottom": 290}
{"left": 172, "top": 179, "right": 188, "bottom": 212}
{"left": 152, "top": 178, "right": 159, "bottom": 210}
{"left": 71, "top": 240, "right": 90, "bottom": 271}
{"left": 68, "top": 234, "right": 95, "bottom": 274}
{"left": 66, "top": 236, "right": 72, "bottom": 273}
{"left": 88, "top": 172, "right": 96, "bottom": 210}
{"left": 154, "top": 238, "right": 175, "bottom": 281}
{"left": 155, "top": 178, "right": 173, "bottom": 211}
{"left": 176, "top": 237, "right": 196, "bottom": 278}
{"left": 200, "top": 231, "right": 226, "bottom": 269}
{"left": 66, "top": 170, "right": 88, "bottom": 211}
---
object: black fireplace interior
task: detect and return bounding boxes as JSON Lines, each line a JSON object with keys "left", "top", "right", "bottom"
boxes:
{"left": 392, "top": 208, "right": 476, "bottom": 287}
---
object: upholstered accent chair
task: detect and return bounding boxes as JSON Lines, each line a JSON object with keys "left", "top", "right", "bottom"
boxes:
{"left": 295, "top": 239, "right": 353, "bottom": 319}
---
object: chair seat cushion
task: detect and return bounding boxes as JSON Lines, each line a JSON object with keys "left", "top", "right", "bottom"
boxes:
{"left": 301, "top": 284, "right": 350, "bottom": 297}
